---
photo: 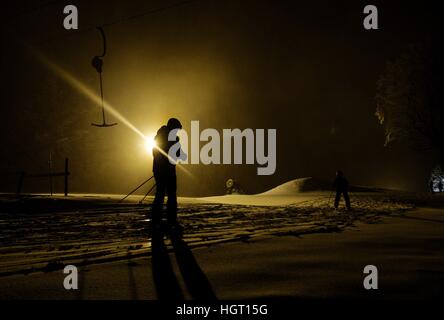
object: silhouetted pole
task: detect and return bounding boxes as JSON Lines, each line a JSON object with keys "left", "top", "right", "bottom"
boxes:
{"left": 64, "top": 158, "right": 69, "bottom": 196}
{"left": 48, "top": 152, "right": 53, "bottom": 196}
{"left": 119, "top": 176, "right": 154, "bottom": 203}
{"left": 17, "top": 171, "right": 25, "bottom": 196}
{"left": 139, "top": 183, "right": 157, "bottom": 204}
{"left": 328, "top": 190, "right": 334, "bottom": 206}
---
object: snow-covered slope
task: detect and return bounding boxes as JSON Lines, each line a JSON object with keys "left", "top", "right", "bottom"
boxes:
{"left": 199, "top": 177, "right": 383, "bottom": 205}
{"left": 200, "top": 178, "right": 331, "bottom": 206}
{"left": 259, "top": 177, "right": 332, "bottom": 195}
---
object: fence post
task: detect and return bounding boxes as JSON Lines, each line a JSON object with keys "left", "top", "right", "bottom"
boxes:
{"left": 48, "top": 152, "right": 53, "bottom": 196}
{"left": 17, "top": 171, "right": 25, "bottom": 196}
{"left": 64, "top": 158, "right": 69, "bottom": 196}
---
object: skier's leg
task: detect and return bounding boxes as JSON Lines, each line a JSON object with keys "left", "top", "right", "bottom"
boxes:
{"left": 344, "top": 191, "right": 351, "bottom": 210}
{"left": 166, "top": 173, "right": 178, "bottom": 225}
{"left": 334, "top": 192, "right": 341, "bottom": 208}
{"left": 152, "top": 175, "right": 166, "bottom": 227}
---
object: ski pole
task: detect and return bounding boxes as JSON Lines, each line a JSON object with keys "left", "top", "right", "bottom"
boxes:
{"left": 139, "top": 183, "right": 157, "bottom": 204}
{"left": 119, "top": 176, "right": 154, "bottom": 203}
{"left": 328, "top": 190, "right": 334, "bottom": 206}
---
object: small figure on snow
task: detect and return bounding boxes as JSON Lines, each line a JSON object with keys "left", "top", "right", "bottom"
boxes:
{"left": 225, "top": 178, "right": 243, "bottom": 195}
{"left": 332, "top": 170, "right": 351, "bottom": 211}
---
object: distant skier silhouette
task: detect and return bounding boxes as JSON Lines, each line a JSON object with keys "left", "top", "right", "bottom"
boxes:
{"left": 332, "top": 170, "right": 351, "bottom": 210}
{"left": 151, "top": 118, "right": 185, "bottom": 232}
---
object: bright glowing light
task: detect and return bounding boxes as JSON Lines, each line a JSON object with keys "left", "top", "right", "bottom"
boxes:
{"left": 25, "top": 44, "right": 195, "bottom": 178}
{"left": 29, "top": 45, "right": 146, "bottom": 139}
{"left": 144, "top": 136, "right": 157, "bottom": 153}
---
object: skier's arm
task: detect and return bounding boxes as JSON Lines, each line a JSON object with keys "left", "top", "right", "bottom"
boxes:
{"left": 176, "top": 139, "right": 187, "bottom": 162}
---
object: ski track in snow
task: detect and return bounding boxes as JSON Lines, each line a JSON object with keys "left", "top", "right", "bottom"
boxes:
{"left": 0, "top": 194, "right": 413, "bottom": 276}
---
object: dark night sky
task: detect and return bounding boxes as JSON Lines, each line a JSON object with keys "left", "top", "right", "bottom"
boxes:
{"left": 0, "top": 0, "right": 441, "bottom": 196}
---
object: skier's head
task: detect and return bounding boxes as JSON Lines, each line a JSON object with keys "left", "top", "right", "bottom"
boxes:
{"left": 336, "top": 170, "right": 344, "bottom": 177}
{"left": 167, "top": 118, "right": 182, "bottom": 130}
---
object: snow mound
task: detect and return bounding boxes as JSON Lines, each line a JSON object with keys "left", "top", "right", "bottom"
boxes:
{"left": 259, "top": 177, "right": 382, "bottom": 196}
{"left": 259, "top": 177, "right": 332, "bottom": 195}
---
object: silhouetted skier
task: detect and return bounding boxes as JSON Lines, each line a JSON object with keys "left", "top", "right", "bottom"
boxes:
{"left": 333, "top": 170, "right": 351, "bottom": 210}
{"left": 152, "top": 118, "right": 185, "bottom": 232}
